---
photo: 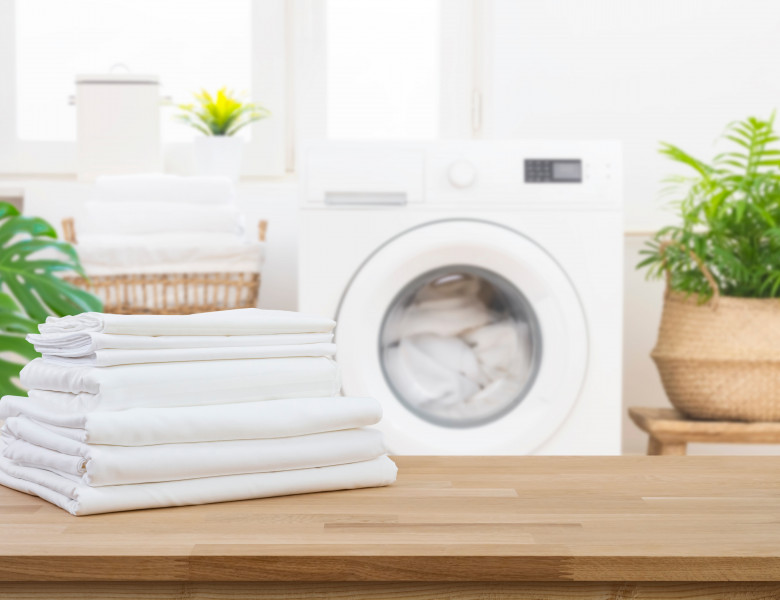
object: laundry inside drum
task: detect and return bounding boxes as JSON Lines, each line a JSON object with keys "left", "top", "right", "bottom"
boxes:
{"left": 379, "top": 265, "right": 542, "bottom": 428}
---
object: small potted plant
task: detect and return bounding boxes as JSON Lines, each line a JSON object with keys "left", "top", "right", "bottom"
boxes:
{"left": 175, "top": 88, "right": 270, "bottom": 181}
{"left": 639, "top": 114, "right": 780, "bottom": 421}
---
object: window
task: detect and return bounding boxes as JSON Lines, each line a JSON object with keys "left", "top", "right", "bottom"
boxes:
{"left": 294, "top": 0, "right": 482, "bottom": 144}
{"left": 0, "top": 0, "right": 287, "bottom": 175}
{"left": 0, "top": 0, "right": 481, "bottom": 174}
{"left": 326, "top": 0, "right": 440, "bottom": 140}
{"left": 15, "top": 0, "right": 252, "bottom": 143}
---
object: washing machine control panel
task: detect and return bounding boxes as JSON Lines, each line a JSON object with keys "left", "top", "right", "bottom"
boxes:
{"left": 524, "top": 159, "right": 582, "bottom": 183}
{"left": 300, "top": 141, "right": 620, "bottom": 208}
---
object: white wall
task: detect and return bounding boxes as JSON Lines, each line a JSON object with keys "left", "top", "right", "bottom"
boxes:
{"left": 485, "top": 0, "right": 780, "bottom": 454}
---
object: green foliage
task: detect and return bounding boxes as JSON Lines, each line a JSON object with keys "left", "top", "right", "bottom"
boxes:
{"left": 0, "top": 203, "right": 102, "bottom": 395}
{"left": 175, "top": 87, "right": 270, "bottom": 136}
{"left": 638, "top": 114, "right": 780, "bottom": 300}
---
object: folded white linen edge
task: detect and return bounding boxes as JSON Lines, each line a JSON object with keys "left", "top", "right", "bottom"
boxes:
{"left": 76, "top": 232, "right": 260, "bottom": 253}
{"left": 2, "top": 359, "right": 339, "bottom": 413}
{"left": 40, "top": 309, "right": 335, "bottom": 336}
{"left": 27, "top": 332, "right": 333, "bottom": 356}
{"left": 75, "top": 235, "right": 265, "bottom": 276}
{"left": 80, "top": 201, "right": 245, "bottom": 236}
{"left": 39, "top": 342, "right": 336, "bottom": 367}
{"left": 94, "top": 174, "right": 235, "bottom": 205}
{"left": 81, "top": 262, "right": 261, "bottom": 276}
{"left": 1, "top": 396, "right": 382, "bottom": 446}
{"left": 0, "top": 454, "right": 397, "bottom": 516}
{"left": 2, "top": 422, "right": 386, "bottom": 486}
{"left": 19, "top": 356, "right": 340, "bottom": 401}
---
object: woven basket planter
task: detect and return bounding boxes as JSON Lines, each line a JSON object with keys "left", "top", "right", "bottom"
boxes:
{"left": 651, "top": 243, "right": 780, "bottom": 421}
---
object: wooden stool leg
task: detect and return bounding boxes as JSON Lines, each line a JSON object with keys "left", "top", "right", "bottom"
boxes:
{"left": 647, "top": 436, "right": 687, "bottom": 456}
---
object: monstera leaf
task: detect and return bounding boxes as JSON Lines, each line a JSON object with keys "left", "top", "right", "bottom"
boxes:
{"left": 0, "top": 292, "right": 38, "bottom": 396}
{"left": 0, "top": 203, "right": 101, "bottom": 395}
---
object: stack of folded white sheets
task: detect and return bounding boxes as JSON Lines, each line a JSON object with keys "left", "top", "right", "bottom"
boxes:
{"left": 77, "top": 174, "right": 264, "bottom": 275}
{"left": 0, "top": 309, "right": 397, "bottom": 515}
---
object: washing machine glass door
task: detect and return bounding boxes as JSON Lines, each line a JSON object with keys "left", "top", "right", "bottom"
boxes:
{"left": 336, "top": 219, "right": 587, "bottom": 455}
{"left": 380, "top": 265, "right": 542, "bottom": 428}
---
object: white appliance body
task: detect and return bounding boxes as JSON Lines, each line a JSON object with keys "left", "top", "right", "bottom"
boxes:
{"left": 299, "top": 141, "right": 622, "bottom": 455}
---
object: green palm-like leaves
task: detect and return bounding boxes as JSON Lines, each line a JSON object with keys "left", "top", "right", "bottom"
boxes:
{"left": 175, "top": 87, "right": 271, "bottom": 136}
{"left": 639, "top": 114, "right": 780, "bottom": 300}
{"left": 0, "top": 203, "right": 102, "bottom": 395}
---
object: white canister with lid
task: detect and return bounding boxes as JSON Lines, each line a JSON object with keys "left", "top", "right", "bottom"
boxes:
{"left": 75, "top": 72, "right": 162, "bottom": 181}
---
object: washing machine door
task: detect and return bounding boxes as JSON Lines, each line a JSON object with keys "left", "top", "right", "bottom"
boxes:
{"left": 336, "top": 219, "right": 587, "bottom": 455}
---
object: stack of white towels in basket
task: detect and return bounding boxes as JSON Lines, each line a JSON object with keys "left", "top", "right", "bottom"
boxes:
{"left": 76, "top": 174, "right": 264, "bottom": 276}
{"left": 0, "top": 309, "right": 397, "bottom": 516}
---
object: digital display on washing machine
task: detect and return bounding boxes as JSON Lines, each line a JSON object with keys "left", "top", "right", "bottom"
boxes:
{"left": 525, "top": 159, "right": 582, "bottom": 183}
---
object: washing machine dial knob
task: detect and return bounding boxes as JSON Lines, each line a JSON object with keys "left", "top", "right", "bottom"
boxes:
{"left": 448, "top": 160, "right": 477, "bottom": 188}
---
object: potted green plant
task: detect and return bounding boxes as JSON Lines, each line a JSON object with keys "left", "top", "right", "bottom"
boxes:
{"left": 639, "top": 114, "right": 780, "bottom": 421}
{"left": 0, "top": 203, "right": 101, "bottom": 395}
{"left": 175, "top": 88, "right": 270, "bottom": 181}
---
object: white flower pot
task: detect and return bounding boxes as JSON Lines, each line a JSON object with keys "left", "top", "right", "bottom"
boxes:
{"left": 193, "top": 136, "right": 244, "bottom": 182}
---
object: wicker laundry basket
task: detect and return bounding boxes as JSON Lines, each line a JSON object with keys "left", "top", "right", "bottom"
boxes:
{"left": 61, "top": 218, "right": 267, "bottom": 315}
{"left": 651, "top": 242, "right": 780, "bottom": 421}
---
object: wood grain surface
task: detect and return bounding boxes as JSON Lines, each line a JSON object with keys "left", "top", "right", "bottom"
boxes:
{"left": 2, "top": 582, "right": 780, "bottom": 600}
{"left": 0, "top": 456, "right": 779, "bottom": 584}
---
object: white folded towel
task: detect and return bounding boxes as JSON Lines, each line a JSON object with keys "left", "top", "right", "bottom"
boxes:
{"left": 81, "top": 201, "right": 244, "bottom": 236}
{"left": 19, "top": 357, "right": 340, "bottom": 403}
{"left": 38, "top": 342, "right": 336, "bottom": 367}
{"left": 1, "top": 396, "right": 381, "bottom": 445}
{"left": 2, "top": 419, "right": 385, "bottom": 486}
{"left": 39, "top": 308, "right": 335, "bottom": 336}
{"left": 28, "top": 331, "right": 333, "bottom": 357}
{"left": 0, "top": 453, "right": 397, "bottom": 515}
{"left": 95, "top": 174, "right": 235, "bottom": 205}
{"left": 75, "top": 233, "right": 264, "bottom": 275}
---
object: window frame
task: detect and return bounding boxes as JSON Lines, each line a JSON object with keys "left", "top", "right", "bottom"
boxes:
{"left": 291, "top": 0, "right": 486, "bottom": 147}
{"left": 0, "top": 0, "right": 289, "bottom": 177}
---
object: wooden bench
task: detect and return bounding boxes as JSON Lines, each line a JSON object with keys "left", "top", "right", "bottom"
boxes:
{"left": 629, "top": 407, "right": 780, "bottom": 455}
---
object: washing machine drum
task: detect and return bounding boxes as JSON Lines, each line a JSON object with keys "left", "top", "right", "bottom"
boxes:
{"left": 336, "top": 219, "right": 587, "bottom": 455}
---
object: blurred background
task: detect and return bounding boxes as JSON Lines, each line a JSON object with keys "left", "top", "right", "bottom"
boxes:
{"left": 2, "top": 0, "right": 780, "bottom": 454}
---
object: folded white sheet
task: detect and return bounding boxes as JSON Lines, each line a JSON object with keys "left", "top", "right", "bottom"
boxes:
{"left": 2, "top": 419, "right": 385, "bottom": 486}
{"left": 28, "top": 331, "right": 333, "bottom": 357}
{"left": 0, "top": 396, "right": 381, "bottom": 445}
{"left": 81, "top": 201, "right": 244, "bottom": 236}
{"left": 20, "top": 356, "right": 340, "bottom": 402}
{"left": 95, "top": 174, "right": 235, "bottom": 205}
{"left": 76, "top": 233, "right": 264, "bottom": 275}
{"left": 39, "top": 308, "right": 335, "bottom": 336}
{"left": 39, "top": 342, "right": 336, "bottom": 367}
{"left": 5, "top": 360, "right": 338, "bottom": 414}
{"left": 0, "top": 452, "right": 397, "bottom": 515}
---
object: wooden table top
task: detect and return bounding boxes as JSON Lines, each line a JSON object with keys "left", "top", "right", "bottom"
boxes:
{"left": 1, "top": 456, "right": 779, "bottom": 583}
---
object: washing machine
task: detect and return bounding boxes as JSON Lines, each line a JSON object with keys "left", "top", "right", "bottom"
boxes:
{"left": 299, "top": 141, "right": 622, "bottom": 455}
